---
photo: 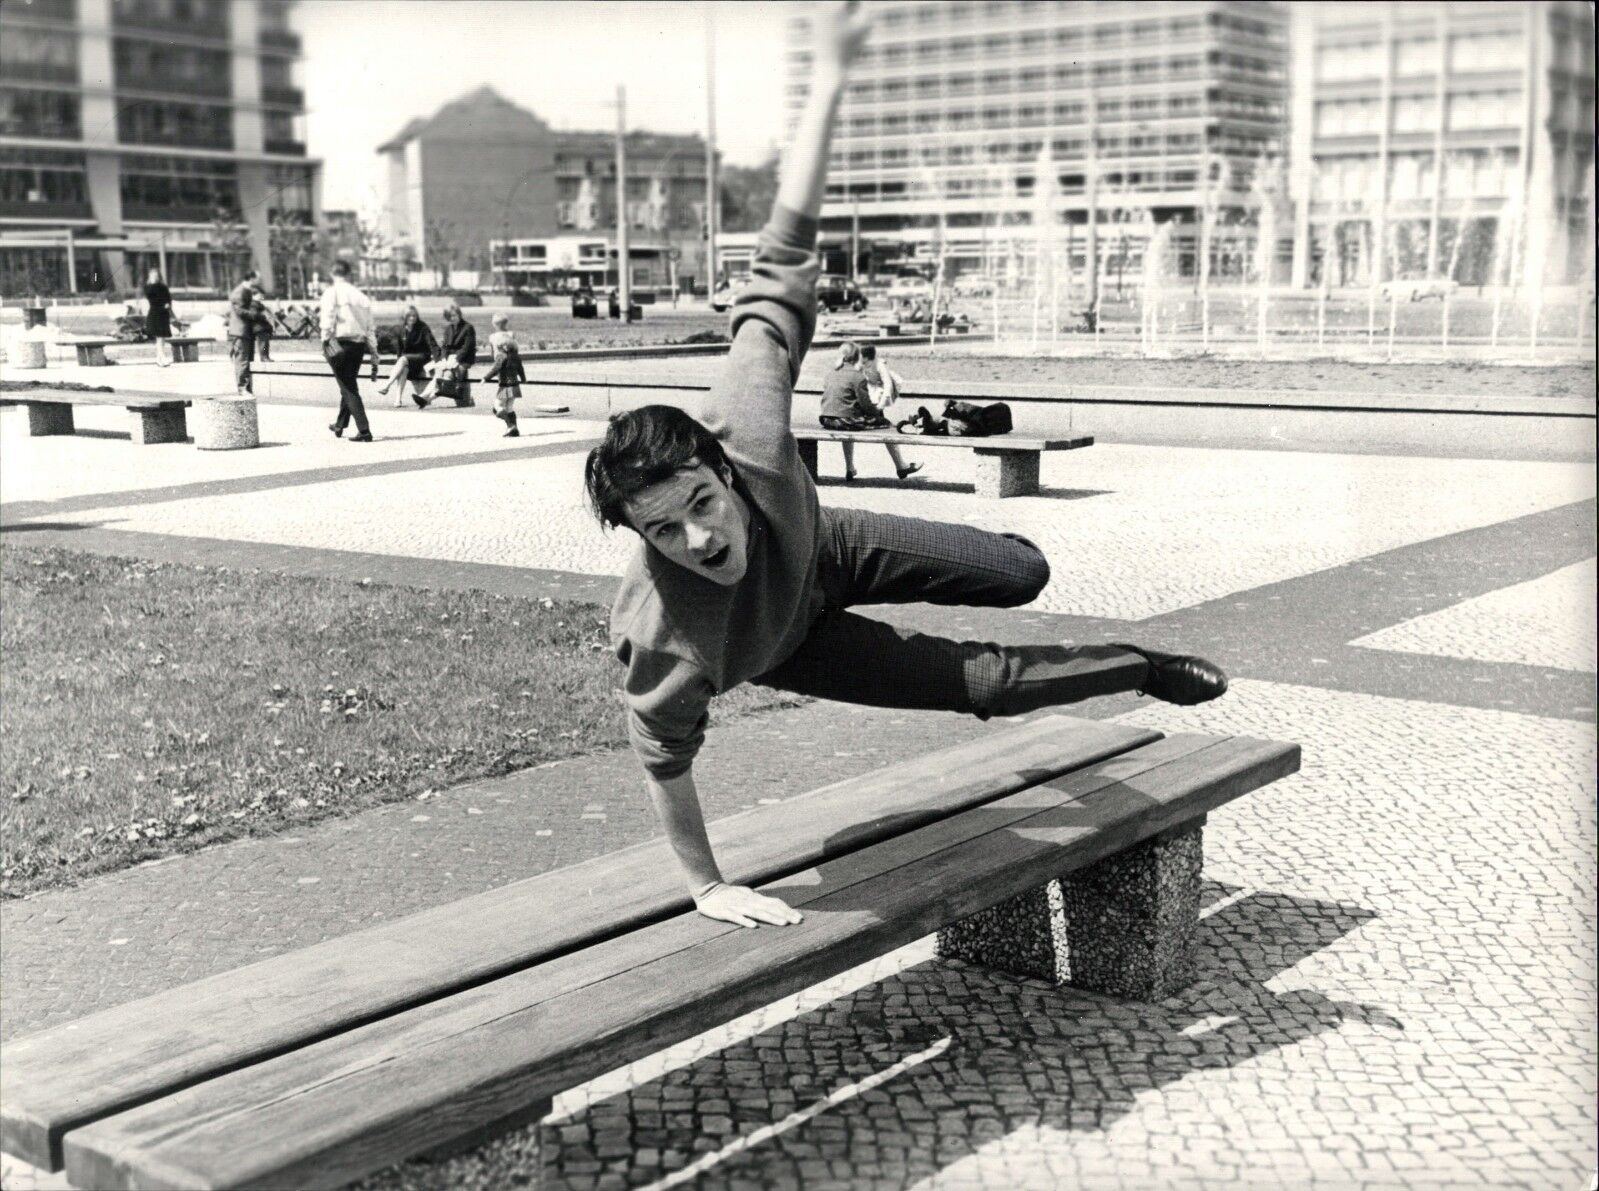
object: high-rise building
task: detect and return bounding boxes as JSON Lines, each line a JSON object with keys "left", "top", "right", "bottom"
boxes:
{"left": 377, "top": 87, "right": 712, "bottom": 292}
{"left": 1289, "top": 0, "right": 1594, "bottom": 289}
{"left": 0, "top": 0, "right": 318, "bottom": 297}
{"left": 785, "top": 0, "right": 1290, "bottom": 290}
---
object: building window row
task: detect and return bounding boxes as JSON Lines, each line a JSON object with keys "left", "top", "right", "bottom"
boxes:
{"left": 112, "top": 0, "right": 229, "bottom": 37}
{"left": 119, "top": 153, "right": 239, "bottom": 221}
{"left": 1312, "top": 148, "right": 1519, "bottom": 204}
{"left": 113, "top": 38, "right": 231, "bottom": 98}
{"left": 1315, "top": 90, "right": 1521, "bottom": 138}
{"left": 0, "top": 26, "right": 78, "bottom": 85}
{"left": 117, "top": 96, "right": 232, "bottom": 150}
{"left": 1318, "top": 30, "right": 1525, "bottom": 83}
{"left": 0, "top": 86, "right": 80, "bottom": 139}
{"left": 0, "top": 145, "right": 88, "bottom": 210}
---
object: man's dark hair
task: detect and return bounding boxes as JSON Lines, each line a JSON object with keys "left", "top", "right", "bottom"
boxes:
{"left": 332, "top": 260, "right": 353, "bottom": 278}
{"left": 585, "top": 405, "right": 729, "bottom": 530}
{"left": 244, "top": 267, "right": 260, "bottom": 280}
{"left": 860, "top": 343, "right": 877, "bottom": 360}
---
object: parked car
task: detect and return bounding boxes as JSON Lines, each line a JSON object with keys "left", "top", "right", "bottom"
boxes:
{"left": 816, "top": 274, "right": 868, "bottom": 313}
{"left": 570, "top": 287, "right": 598, "bottom": 319}
{"left": 1379, "top": 278, "right": 1459, "bottom": 303}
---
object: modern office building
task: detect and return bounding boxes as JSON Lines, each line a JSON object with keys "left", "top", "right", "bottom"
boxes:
{"left": 377, "top": 87, "right": 712, "bottom": 292}
{"left": 784, "top": 0, "right": 1290, "bottom": 289}
{"left": 1288, "top": 0, "right": 1594, "bottom": 288}
{"left": 0, "top": 0, "right": 319, "bottom": 297}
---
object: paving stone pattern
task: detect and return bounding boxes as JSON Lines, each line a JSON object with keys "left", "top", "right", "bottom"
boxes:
{"left": 0, "top": 374, "right": 1595, "bottom": 1190}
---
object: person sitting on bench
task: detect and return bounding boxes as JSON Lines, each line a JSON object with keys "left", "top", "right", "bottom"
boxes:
{"left": 820, "top": 341, "right": 921, "bottom": 481}
{"left": 583, "top": 1, "right": 1227, "bottom": 931}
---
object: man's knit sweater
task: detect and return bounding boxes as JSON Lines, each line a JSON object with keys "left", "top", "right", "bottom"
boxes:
{"left": 609, "top": 206, "right": 822, "bottom": 779}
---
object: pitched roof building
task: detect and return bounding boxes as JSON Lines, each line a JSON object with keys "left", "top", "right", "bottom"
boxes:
{"left": 377, "top": 87, "right": 711, "bottom": 287}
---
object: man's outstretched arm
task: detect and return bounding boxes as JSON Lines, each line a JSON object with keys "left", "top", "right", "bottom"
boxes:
{"left": 645, "top": 772, "right": 804, "bottom": 928}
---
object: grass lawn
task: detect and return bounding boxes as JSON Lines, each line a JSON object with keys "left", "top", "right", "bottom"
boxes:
{"left": 0, "top": 546, "right": 797, "bottom": 899}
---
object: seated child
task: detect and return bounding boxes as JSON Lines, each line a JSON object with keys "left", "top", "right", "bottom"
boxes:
{"left": 483, "top": 313, "right": 526, "bottom": 437}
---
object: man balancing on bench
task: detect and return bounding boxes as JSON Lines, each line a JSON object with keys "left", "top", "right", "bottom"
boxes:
{"left": 583, "top": 0, "right": 1227, "bottom": 931}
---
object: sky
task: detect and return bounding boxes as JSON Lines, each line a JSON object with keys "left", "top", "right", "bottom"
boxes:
{"left": 298, "top": 0, "right": 788, "bottom": 216}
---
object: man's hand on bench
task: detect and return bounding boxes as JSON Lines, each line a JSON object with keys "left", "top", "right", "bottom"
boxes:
{"left": 694, "top": 882, "right": 804, "bottom": 928}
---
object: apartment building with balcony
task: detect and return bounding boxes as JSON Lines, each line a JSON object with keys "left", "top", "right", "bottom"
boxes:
{"left": 376, "top": 87, "right": 711, "bottom": 291}
{"left": 785, "top": 0, "right": 1290, "bottom": 289}
{"left": 1288, "top": 0, "right": 1594, "bottom": 289}
{"left": 0, "top": 0, "right": 319, "bottom": 297}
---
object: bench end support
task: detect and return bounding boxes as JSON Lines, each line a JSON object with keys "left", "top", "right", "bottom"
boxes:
{"left": 972, "top": 449, "right": 1040, "bottom": 499}
{"left": 936, "top": 820, "right": 1204, "bottom": 1001}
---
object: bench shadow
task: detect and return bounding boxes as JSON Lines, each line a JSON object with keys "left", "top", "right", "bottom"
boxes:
{"left": 0, "top": 520, "right": 103, "bottom": 534}
{"left": 817, "top": 476, "right": 970, "bottom": 495}
{"left": 1037, "top": 486, "right": 1113, "bottom": 501}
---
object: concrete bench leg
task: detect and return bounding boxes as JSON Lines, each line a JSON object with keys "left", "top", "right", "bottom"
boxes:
{"left": 936, "top": 820, "right": 1204, "bottom": 1002}
{"left": 174, "top": 342, "right": 199, "bottom": 363}
{"left": 77, "top": 345, "right": 109, "bottom": 366}
{"left": 796, "top": 437, "right": 819, "bottom": 480}
{"left": 25, "top": 403, "right": 74, "bottom": 436}
{"left": 131, "top": 406, "right": 188, "bottom": 445}
{"left": 973, "top": 449, "right": 1040, "bottom": 498}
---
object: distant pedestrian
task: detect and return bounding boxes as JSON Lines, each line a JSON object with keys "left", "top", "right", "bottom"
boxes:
{"left": 250, "top": 298, "right": 274, "bottom": 363}
{"left": 143, "top": 268, "right": 174, "bottom": 367}
{"left": 415, "top": 302, "right": 476, "bottom": 407}
{"left": 319, "top": 260, "right": 379, "bottom": 442}
{"left": 819, "top": 341, "right": 920, "bottom": 482}
{"left": 483, "top": 312, "right": 526, "bottom": 437}
{"left": 227, "top": 267, "right": 261, "bottom": 394}
{"left": 378, "top": 305, "right": 439, "bottom": 408}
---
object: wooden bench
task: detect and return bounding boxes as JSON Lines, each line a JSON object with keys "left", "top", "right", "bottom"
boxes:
{"left": 794, "top": 427, "right": 1093, "bottom": 498}
{"left": 0, "top": 387, "right": 191, "bottom": 445}
{"left": 159, "top": 336, "right": 207, "bottom": 363}
{"left": 67, "top": 339, "right": 119, "bottom": 366}
{"left": 879, "top": 318, "right": 972, "bottom": 337}
{"left": 0, "top": 716, "right": 1298, "bottom": 1190}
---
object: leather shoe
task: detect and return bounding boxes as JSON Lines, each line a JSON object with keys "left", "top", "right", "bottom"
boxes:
{"left": 328, "top": 422, "right": 343, "bottom": 438}
{"left": 348, "top": 432, "right": 374, "bottom": 442}
{"left": 1111, "top": 644, "right": 1228, "bottom": 706}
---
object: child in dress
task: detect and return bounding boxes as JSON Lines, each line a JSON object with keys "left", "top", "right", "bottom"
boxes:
{"left": 483, "top": 313, "right": 526, "bottom": 437}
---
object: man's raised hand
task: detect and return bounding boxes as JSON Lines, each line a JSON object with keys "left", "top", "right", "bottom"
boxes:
{"left": 694, "top": 882, "right": 804, "bottom": 929}
{"left": 812, "top": 0, "right": 873, "bottom": 77}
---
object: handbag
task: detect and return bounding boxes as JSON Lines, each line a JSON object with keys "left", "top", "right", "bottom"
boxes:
{"left": 894, "top": 405, "right": 948, "bottom": 436}
{"left": 942, "top": 400, "right": 1013, "bottom": 437}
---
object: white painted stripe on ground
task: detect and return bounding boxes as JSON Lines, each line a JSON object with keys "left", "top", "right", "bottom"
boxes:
{"left": 1199, "top": 886, "right": 1254, "bottom": 920}
{"left": 636, "top": 1037, "right": 953, "bottom": 1191}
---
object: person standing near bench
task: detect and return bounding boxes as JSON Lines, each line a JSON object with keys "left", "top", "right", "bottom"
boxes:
{"left": 143, "top": 268, "right": 175, "bottom": 368}
{"left": 227, "top": 267, "right": 260, "bottom": 395}
{"left": 820, "top": 341, "right": 921, "bottom": 482}
{"left": 320, "top": 260, "right": 379, "bottom": 442}
{"left": 583, "top": 0, "right": 1228, "bottom": 931}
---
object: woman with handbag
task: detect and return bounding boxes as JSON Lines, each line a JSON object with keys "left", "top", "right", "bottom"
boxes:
{"left": 415, "top": 302, "right": 477, "bottom": 408}
{"left": 819, "top": 341, "right": 921, "bottom": 482}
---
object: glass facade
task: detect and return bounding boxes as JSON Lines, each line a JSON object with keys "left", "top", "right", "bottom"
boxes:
{"left": 0, "top": 85, "right": 81, "bottom": 139}
{"left": 119, "top": 153, "right": 240, "bottom": 222}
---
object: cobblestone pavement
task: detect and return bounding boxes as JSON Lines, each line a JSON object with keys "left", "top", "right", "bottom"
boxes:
{"left": 1, "top": 379, "right": 1595, "bottom": 1190}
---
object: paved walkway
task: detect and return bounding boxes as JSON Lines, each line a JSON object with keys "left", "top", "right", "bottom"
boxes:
{"left": 1, "top": 362, "right": 1595, "bottom": 1190}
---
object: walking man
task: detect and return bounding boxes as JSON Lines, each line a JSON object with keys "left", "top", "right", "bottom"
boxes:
{"left": 584, "top": 1, "right": 1228, "bottom": 931}
{"left": 226, "top": 267, "right": 260, "bottom": 395}
{"left": 320, "top": 260, "right": 379, "bottom": 442}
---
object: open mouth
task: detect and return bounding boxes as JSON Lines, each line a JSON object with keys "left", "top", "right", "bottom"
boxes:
{"left": 700, "top": 545, "right": 731, "bottom": 570}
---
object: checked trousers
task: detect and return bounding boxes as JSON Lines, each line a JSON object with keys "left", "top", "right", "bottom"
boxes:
{"left": 751, "top": 506, "right": 1145, "bottom": 717}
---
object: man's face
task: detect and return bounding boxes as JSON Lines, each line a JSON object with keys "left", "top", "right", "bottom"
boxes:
{"left": 625, "top": 461, "right": 750, "bottom": 587}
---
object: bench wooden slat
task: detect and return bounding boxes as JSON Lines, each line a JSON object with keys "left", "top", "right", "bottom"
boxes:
{"left": 0, "top": 389, "right": 188, "bottom": 411}
{"left": 64, "top": 733, "right": 1298, "bottom": 1191}
{"left": 793, "top": 428, "right": 1092, "bottom": 451}
{"left": 0, "top": 715, "right": 1158, "bottom": 1170}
